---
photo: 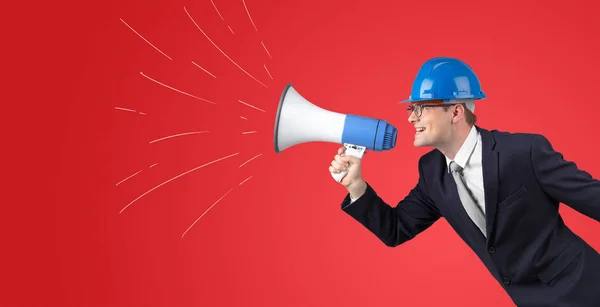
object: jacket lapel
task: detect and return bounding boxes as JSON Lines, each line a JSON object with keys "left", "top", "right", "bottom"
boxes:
{"left": 477, "top": 126, "right": 499, "bottom": 239}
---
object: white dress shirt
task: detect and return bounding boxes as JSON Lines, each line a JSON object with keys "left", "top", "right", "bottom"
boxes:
{"left": 445, "top": 125, "right": 486, "bottom": 214}
{"left": 349, "top": 125, "right": 486, "bottom": 216}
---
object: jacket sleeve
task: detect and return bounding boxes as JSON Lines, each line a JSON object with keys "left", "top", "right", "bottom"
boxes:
{"left": 531, "top": 134, "right": 600, "bottom": 221}
{"left": 341, "top": 160, "right": 442, "bottom": 247}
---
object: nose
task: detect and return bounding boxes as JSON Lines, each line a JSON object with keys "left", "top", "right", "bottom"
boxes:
{"left": 408, "top": 111, "right": 418, "bottom": 124}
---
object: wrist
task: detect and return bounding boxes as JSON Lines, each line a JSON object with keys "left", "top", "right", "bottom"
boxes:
{"left": 348, "top": 179, "right": 367, "bottom": 199}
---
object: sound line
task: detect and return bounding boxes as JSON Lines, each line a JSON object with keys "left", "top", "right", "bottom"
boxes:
{"left": 149, "top": 163, "right": 159, "bottom": 168}
{"left": 182, "top": 188, "right": 234, "bottom": 237}
{"left": 120, "top": 18, "right": 172, "bottom": 60}
{"left": 261, "top": 41, "right": 272, "bottom": 59}
{"left": 191, "top": 61, "right": 217, "bottom": 78}
{"left": 210, "top": 0, "right": 224, "bottom": 20}
{"left": 115, "top": 107, "right": 136, "bottom": 113}
{"left": 242, "top": 131, "right": 257, "bottom": 135}
{"left": 120, "top": 152, "right": 239, "bottom": 214}
{"left": 239, "top": 153, "right": 262, "bottom": 167}
{"left": 140, "top": 72, "right": 217, "bottom": 104}
{"left": 116, "top": 169, "right": 143, "bottom": 186}
{"left": 264, "top": 64, "right": 273, "bottom": 80}
{"left": 149, "top": 131, "right": 210, "bottom": 144}
{"left": 240, "top": 116, "right": 247, "bottom": 120}
{"left": 209, "top": 0, "right": 235, "bottom": 34}
{"left": 184, "top": 7, "right": 268, "bottom": 88}
{"left": 238, "top": 100, "right": 266, "bottom": 112}
{"left": 239, "top": 176, "right": 252, "bottom": 186}
{"left": 242, "top": 0, "right": 258, "bottom": 32}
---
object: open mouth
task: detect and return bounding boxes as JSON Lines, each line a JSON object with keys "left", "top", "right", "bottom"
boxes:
{"left": 415, "top": 127, "right": 426, "bottom": 135}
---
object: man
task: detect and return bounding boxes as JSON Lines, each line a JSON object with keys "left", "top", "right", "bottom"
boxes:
{"left": 329, "top": 57, "right": 600, "bottom": 306}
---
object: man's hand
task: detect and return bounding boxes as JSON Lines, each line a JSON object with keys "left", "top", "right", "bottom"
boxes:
{"left": 329, "top": 146, "right": 367, "bottom": 199}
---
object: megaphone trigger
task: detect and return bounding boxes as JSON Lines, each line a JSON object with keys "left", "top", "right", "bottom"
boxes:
{"left": 331, "top": 143, "right": 366, "bottom": 182}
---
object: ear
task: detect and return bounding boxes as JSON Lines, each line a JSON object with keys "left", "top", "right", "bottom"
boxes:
{"left": 451, "top": 104, "right": 465, "bottom": 123}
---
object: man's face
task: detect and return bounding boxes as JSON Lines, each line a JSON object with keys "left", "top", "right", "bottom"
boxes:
{"left": 406, "top": 100, "right": 453, "bottom": 147}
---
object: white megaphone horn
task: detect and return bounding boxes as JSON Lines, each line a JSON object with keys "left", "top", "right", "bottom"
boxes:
{"left": 273, "top": 84, "right": 398, "bottom": 182}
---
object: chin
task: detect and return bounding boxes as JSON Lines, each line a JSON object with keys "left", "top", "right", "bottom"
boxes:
{"left": 413, "top": 137, "right": 432, "bottom": 147}
{"left": 413, "top": 140, "right": 426, "bottom": 147}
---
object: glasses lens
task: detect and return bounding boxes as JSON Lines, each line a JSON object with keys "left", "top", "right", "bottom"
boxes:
{"left": 406, "top": 105, "right": 420, "bottom": 117}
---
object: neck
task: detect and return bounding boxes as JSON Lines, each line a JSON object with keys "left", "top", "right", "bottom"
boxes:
{"left": 437, "top": 124, "right": 473, "bottom": 160}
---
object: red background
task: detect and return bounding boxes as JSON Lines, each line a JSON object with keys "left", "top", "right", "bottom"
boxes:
{"left": 3, "top": 0, "right": 600, "bottom": 306}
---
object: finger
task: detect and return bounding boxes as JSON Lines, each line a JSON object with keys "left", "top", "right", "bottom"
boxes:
{"left": 333, "top": 160, "right": 349, "bottom": 171}
{"left": 331, "top": 160, "right": 344, "bottom": 170}
{"left": 343, "top": 154, "right": 362, "bottom": 164}
{"left": 338, "top": 146, "right": 346, "bottom": 155}
{"left": 329, "top": 166, "right": 340, "bottom": 173}
{"left": 335, "top": 155, "right": 349, "bottom": 168}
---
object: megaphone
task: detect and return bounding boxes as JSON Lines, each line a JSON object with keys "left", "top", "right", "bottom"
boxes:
{"left": 274, "top": 83, "right": 398, "bottom": 182}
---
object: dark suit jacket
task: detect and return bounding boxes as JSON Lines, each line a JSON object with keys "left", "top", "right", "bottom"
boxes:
{"left": 341, "top": 126, "right": 600, "bottom": 306}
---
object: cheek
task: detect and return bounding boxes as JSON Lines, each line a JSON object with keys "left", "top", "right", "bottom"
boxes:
{"left": 428, "top": 128, "right": 440, "bottom": 138}
{"left": 423, "top": 119, "right": 438, "bottom": 134}
{"left": 427, "top": 122, "right": 445, "bottom": 138}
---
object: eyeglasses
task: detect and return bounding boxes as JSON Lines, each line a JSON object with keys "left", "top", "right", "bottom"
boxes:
{"left": 405, "top": 104, "right": 452, "bottom": 117}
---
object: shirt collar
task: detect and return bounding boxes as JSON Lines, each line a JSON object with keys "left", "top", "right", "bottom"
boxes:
{"left": 445, "top": 125, "right": 479, "bottom": 172}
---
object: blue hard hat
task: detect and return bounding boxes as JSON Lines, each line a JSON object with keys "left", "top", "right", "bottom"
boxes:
{"left": 401, "top": 57, "right": 486, "bottom": 103}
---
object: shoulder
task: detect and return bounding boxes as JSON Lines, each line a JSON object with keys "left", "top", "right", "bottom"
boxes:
{"left": 482, "top": 127, "right": 550, "bottom": 149}
{"left": 487, "top": 128, "right": 540, "bottom": 141}
{"left": 417, "top": 148, "right": 445, "bottom": 172}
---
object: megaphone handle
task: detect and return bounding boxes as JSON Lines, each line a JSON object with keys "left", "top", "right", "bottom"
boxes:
{"left": 331, "top": 143, "right": 366, "bottom": 183}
